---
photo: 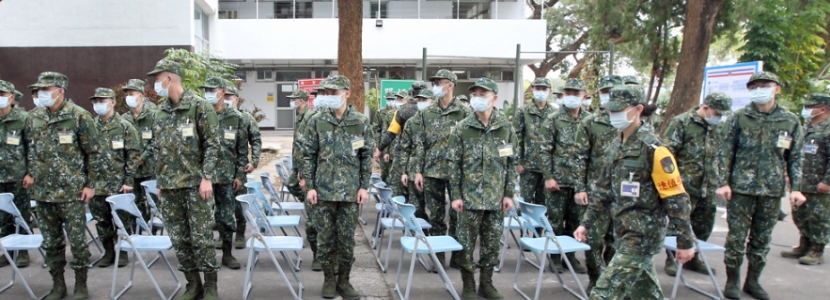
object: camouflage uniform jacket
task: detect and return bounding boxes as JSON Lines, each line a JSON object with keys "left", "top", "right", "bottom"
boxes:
{"left": 514, "top": 102, "right": 555, "bottom": 172}
{"left": 582, "top": 122, "right": 694, "bottom": 255}
{"left": 238, "top": 109, "right": 262, "bottom": 168}
{"left": 0, "top": 106, "right": 30, "bottom": 183}
{"left": 391, "top": 111, "right": 424, "bottom": 178}
{"left": 300, "top": 105, "right": 373, "bottom": 201}
{"left": 149, "top": 90, "right": 221, "bottom": 189}
{"left": 214, "top": 107, "right": 248, "bottom": 184}
{"left": 90, "top": 113, "right": 141, "bottom": 195}
{"left": 663, "top": 107, "right": 723, "bottom": 198}
{"left": 717, "top": 103, "right": 804, "bottom": 196}
{"left": 800, "top": 118, "right": 830, "bottom": 193}
{"left": 540, "top": 107, "right": 590, "bottom": 192}
{"left": 292, "top": 107, "right": 317, "bottom": 172}
{"left": 574, "top": 110, "right": 620, "bottom": 196}
{"left": 412, "top": 99, "right": 472, "bottom": 179}
{"left": 448, "top": 111, "right": 518, "bottom": 210}
{"left": 372, "top": 107, "right": 392, "bottom": 150}
{"left": 25, "top": 99, "right": 101, "bottom": 202}
{"left": 121, "top": 103, "right": 156, "bottom": 179}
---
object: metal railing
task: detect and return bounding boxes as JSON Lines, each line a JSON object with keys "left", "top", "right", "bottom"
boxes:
{"left": 217, "top": 0, "right": 529, "bottom": 20}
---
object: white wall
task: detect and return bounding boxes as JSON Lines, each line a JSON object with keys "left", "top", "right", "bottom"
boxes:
{"left": 0, "top": 0, "right": 192, "bottom": 47}
{"left": 388, "top": 1, "right": 453, "bottom": 19}
{"left": 493, "top": 1, "right": 523, "bottom": 20}
{"left": 238, "top": 71, "right": 278, "bottom": 128}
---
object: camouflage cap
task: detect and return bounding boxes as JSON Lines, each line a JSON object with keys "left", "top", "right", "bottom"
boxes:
{"left": 803, "top": 80, "right": 830, "bottom": 106}
{"left": 384, "top": 90, "right": 396, "bottom": 99}
{"left": 468, "top": 77, "right": 499, "bottom": 93}
{"left": 456, "top": 95, "right": 469, "bottom": 102}
{"left": 146, "top": 59, "right": 184, "bottom": 77}
{"left": 411, "top": 81, "right": 427, "bottom": 90}
{"left": 325, "top": 75, "right": 350, "bottom": 90}
{"left": 287, "top": 89, "right": 310, "bottom": 100}
{"left": 530, "top": 78, "right": 552, "bottom": 88}
{"left": 315, "top": 79, "right": 330, "bottom": 91}
{"left": 415, "top": 89, "right": 435, "bottom": 99}
{"left": 13, "top": 90, "right": 24, "bottom": 102}
{"left": 122, "top": 79, "right": 146, "bottom": 94}
{"left": 200, "top": 76, "right": 225, "bottom": 89}
{"left": 225, "top": 84, "right": 239, "bottom": 96}
{"left": 395, "top": 89, "right": 409, "bottom": 98}
{"left": 746, "top": 71, "right": 781, "bottom": 87}
{"left": 0, "top": 80, "right": 14, "bottom": 93}
{"left": 704, "top": 92, "right": 732, "bottom": 114}
{"left": 552, "top": 86, "right": 564, "bottom": 95}
{"left": 563, "top": 78, "right": 587, "bottom": 91}
{"left": 88, "top": 87, "right": 116, "bottom": 100}
{"left": 429, "top": 69, "right": 458, "bottom": 84}
{"left": 622, "top": 75, "right": 640, "bottom": 85}
{"left": 601, "top": 86, "right": 644, "bottom": 111}
{"left": 599, "top": 75, "right": 624, "bottom": 90}
{"left": 28, "top": 72, "right": 69, "bottom": 90}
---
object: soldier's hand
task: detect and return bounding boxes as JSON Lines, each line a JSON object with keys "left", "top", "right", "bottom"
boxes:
{"left": 451, "top": 199, "right": 464, "bottom": 213}
{"left": 675, "top": 248, "right": 695, "bottom": 264}
{"left": 502, "top": 197, "right": 513, "bottom": 212}
{"left": 137, "top": 158, "right": 144, "bottom": 166}
{"left": 716, "top": 185, "right": 732, "bottom": 201}
{"left": 200, "top": 178, "right": 213, "bottom": 200}
{"left": 790, "top": 191, "right": 807, "bottom": 206}
{"left": 373, "top": 148, "right": 382, "bottom": 163}
{"left": 401, "top": 174, "right": 409, "bottom": 187}
{"left": 119, "top": 185, "right": 133, "bottom": 193}
{"left": 244, "top": 164, "right": 255, "bottom": 173}
{"left": 517, "top": 165, "right": 525, "bottom": 174}
{"left": 299, "top": 179, "right": 307, "bottom": 192}
{"left": 384, "top": 154, "right": 390, "bottom": 163}
{"left": 545, "top": 179, "right": 560, "bottom": 192}
{"left": 818, "top": 183, "right": 830, "bottom": 193}
{"left": 233, "top": 179, "right": 243, "bottom": 192}
{"left": 81, "top": 187, "right": 94, "bottom": 203}
{"left": 415, "top": 173, "right": 424, "bottom": 192}
{"left": 22, "top": 175, "right": 34, "bottom": 189}
{"left": 307, "top": 189, "right": 318, "bottom": 205}
{"left": 573, "top": 226, "right": 588, "bottom": 243}
{"left": 356, "top": 189, "right": 369, "bottom": 204}
{"left": 574, "top": 192, "right": 589, "bottom": 205}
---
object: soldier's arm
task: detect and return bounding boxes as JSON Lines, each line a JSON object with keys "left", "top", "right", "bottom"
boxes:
{"left": 716, "top": 114, "right": 739, "bottom": 187}
{"left": 359, "top": 121, "right": 374, "bottom": 190}
{"left": 77, "top": 113, "right": 101, "bottom": 188}
{"left": 787, "top": 120, "right": 806, "bottom": 192}
{"left": 504, "top": 128, "right": 519, "bottom": 198}
{"left": 234, "top": 117, "right": 249, "bottom": 182}
{"left": 137, "top": 116, "right": 154, "bottom": 164}
{"left": 372, "top": 110, "right": 383, "bottom": 149}
{"left": 410, "top": 115, "right": 426, "bottom": 175}
{"left": 198, "top": 101, "right": 221, "bottom": 180}
{"left": 247, "top": 113, "right": 262, "bottom": 168}
{"left": 392, "top": 121, "right": 412, "bottom": 177}
{"left": 22, "top": 113, "right": 32, "bottom": 178}
{"left": 663, "top": 117, "right": 684, "bottom": 156}
{"left": 300, "top": 117, "right": 320, "bottom": 190}
{"left": 123, "top": 123, "right": 140, "bottom": 187}
{"left": 448, "top": 125, "right": 463, "bottom": 200}
{"left": 572, "top": 119, "right": 592, "bottom": 193}
{"left": 662, "top": 192, "right": 694, "bottom": 249}
{"left": 540, "top": 115, "right": 556, "bottom": 180}
{"left": 378, "top": 110, "right": 401, "bottom": 152}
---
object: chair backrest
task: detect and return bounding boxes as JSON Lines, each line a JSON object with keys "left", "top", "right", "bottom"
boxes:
{"left": 518, "top": 201, "right": 554, "bottom": 237}
{"left": 370, "top": 173, "right": 383, "bottom": 186}
{"left": 259, "top": 172, "right": 283, "bottom": 203}
{"left": 274, "top": 163, "right": 290, "bottom": 182}
{"left": 139, "top": 180, "right": 161, "bottom": 211}
{"left": 0, "top": 193, "right": 33, "bottom": 234}
{"left": 396, "top": 202, "right": 426, "bottom": 237}
{"left": 282, "top": 157, "right": 293, "bottom": 171}
{"left": 246, "top": 174, "right": 257, "bottom": 182}
{"left": 235, "top": 196, "right": 266, "bottom": 238}
{"left": 244, "top": 182, "right": 276, "bottom": 215}
{"left": 106, "top": 194, "right": 152, "bottom": 235}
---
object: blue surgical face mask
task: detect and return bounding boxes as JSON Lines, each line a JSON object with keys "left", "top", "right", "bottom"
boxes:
{"left": 704, "top": 108, "right": 722, "bottom": 125}
{"left": 609, "top": 108, "right": 634, "bottom": 130}
{"left": 470, "top": 96, "right": 490, "bottom": 112}
{"left": 417, "top": 101, "right": 430, "bottom": 111}
{"left": 582, "top": 100, "right": 592, "bottom": 107}
{"left": 313, "top": 96, "right": 325, "bottom": 108}
{"left": 532, "top": 91, "right": 548, "bottom": 102}
{"left": 93, "top": 102, "right": 110, "bottom": 115}
{"left": 204, "top": 91, "right": 219, "bottom": 104}
{"left": 563, "top": 95, "right": 582, "bottom": 109}
{"left": 38, "top": 90, "right": 57, "bottom": 107}
{"left": 432, "top": 85, "right": 446, "bottom": 99}
{"left": 328, "top": 94, "right": 345, "bottom": 110}
{"left": 749, "top": 87, "right": 773, "bottom": 105}
{"left": 290, "top": 101, "right": 297, "bottom": 110}
{"left": 125, "top": 95, "right": 140, "bottom": 108}
{"left": 224, "top": 100, "right": 233, "bottom": 108}
{"left": 0, "top": 96, "right": 9, "bottom": 109}
{"left": 154, "top": 78, "right": 169, "bottom": 98}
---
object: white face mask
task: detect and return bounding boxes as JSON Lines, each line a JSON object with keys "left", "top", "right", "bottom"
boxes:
{"left": 432, "top": 85, "right": 446, "bottom": 99}
{"left": 470, "top": 96, "right": 490, "bottom": 112}
{"left": 313, "top": 97, "right": 325, "bottom": 108}
{"left": 125, "top": 95, "right": 140, "bottom": 108}
{"left": 749, "top": 87, "right": 774, "bottom": 105}
{"left": 328, "top": 94, "right": 345, "bottom": 110}
{"left": 563, "top": 95, "right": 582, "bottom": 109}
{"left": 599, "top": 93, "right": 611, "bottom": 105}
{"left": 802, "top": 108, "right": 816, "bottom": 120}
{"left": 93, "top": 102, "right": 110, "bottom": 115}
{"left": 204, "top": 91, "right": 219, "bottom": 104}
{"left": 556, "top": 98, "right": 564, "bottom": 107}
{"left": 532, "top": 91, "right": 549, "bottom": 102}
{"left": 417, "top": 101, "right": 430, "bottom": 111}
{"left": 154, "top": 78, "right": 169, "bottom": 98}
{"left": 704, "top": 108, "right": 722, "bottom": 125}
{"left": 395, "top": 102, "right": 404, "bottom": 109}
{"left": 582, "top": 100, "right": 592, "bottom": 107}
{"left": 32, "top": 96, "right": 43, "bottom": 108}
{"left": 224, "top": 100, "right": 233, "bottom": 108}
{"left": 0, "top": 96, "right": 9, "bottom": 109}
{"left": 609, "top": 108, "right": 634, "bottom": 130}
{"left": 290, "top": 101, "right": 297, "bottom": 110}
{"left": 38, "top": 90, "right": 57, "bottom": 107}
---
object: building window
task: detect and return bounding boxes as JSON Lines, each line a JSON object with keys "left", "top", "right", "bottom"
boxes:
{"left": 257, "top": 70, "right": 274, "bottom": 81}
{"left": 275, "top": 1, "right": 313, "bottom": 19}
{"left": 369, "top": 3, "right": 388, "bottom": 19}
{"left": 454, "top": 2, "right": 492, "bottom": 20}
{"left": 194, "top": 7, "right": 209, "bottom": 52}
{"left": 276, "top": 70, "right": 312, "bottom": 81}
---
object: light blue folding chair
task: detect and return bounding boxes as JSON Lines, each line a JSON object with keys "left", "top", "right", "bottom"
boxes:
{"left": 496, "top": 197, "right": 544, "bottom": 272}
{"left": 106, "top": 194, "right": 181, "bottom": 300}
{"left": 360, "top": 173, "right": 383, "bottom": 226}
{"left": 282, "top": 156, "right": 293, "bottom": 172}
{"left": 664, "top": 235, "right": 725, "bottom": 300}
{"left": 236, "top": 194, "right": 304, "bottom": 300}
{"left": 373, "top": 187, "right": 432, "bottom": 273}
{"left": 393, "top": 202, "right": 462, "bottom": 300}
{"left": 139, "top": 180, "right": 165, "bottom": 236}
{"left": 243, "top": 182, "right": 303, "bottom": 270}
{"left": 0, "top": 193, "right": 48, "bottom": 299}
{"left": 513, "top": 201, "right": 591, "bottom": 300}
{"left": 261, "top": 171, "right": 306, "bottom": 217}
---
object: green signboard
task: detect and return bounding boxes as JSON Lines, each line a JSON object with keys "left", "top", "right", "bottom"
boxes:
{"left": 379, "top": 80, "right": 416, "bottom": 107}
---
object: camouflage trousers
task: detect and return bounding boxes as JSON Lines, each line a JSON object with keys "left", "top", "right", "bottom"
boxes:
{"left": 36, "top": 201, "right": 90, "bottom": 271}
{"left": 0, "top": 182, "right": 32, "bottom": 237}
{"left": 287, "top": 168, "right": 317, "bottom": 252}
{"left": 546, "top": 187, "right": 586, "bottom": 236}
{"left": 408, "top": 180, "right": 428, "bottom": 220}
{"left": 668, "top": 194, "right": 717, "bottom": 241}
{"left": 457, "top": 209, "right": 504, "bottom": 273}
{"left": 519, "top": 171, "right": 547, "bottom": 205}
{"left": 723, "top": 193, "right": 779, "bottom": 273}
{"left": 212, "top": 184, "right": 237, "bottom": 243}
{"left": 234, "top": 187, "right": 246, "bottom": 235}
{"left": 590, "top": 253, "right": 664, "bottom": 300}
{"left": 160, "top": 187, "right": 219, "bottom": 272}
{"left": 380, "top": 154, "right": 393, "bottom": 183}
{"left": 424, "top": 177, "right": 457, "bottom": 238}
{"left": 133, "top": 177, "right": 154, "bottom": 223}
{"left": 315, "top": 201, "right": 359, "bottom": 269}
{"left": 387, "top": 168, "right": 409, "bottom": 201}
{"left": 88, "top": 195, "right": 133, "bottom": 243}
{"left": 793, "top": 192, "right": 830, "bottom": 244}
{"left": 586, "top": 207, "right": 614, "bottom": 277}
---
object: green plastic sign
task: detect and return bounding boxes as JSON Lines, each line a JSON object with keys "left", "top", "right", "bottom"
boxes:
{"left": 379, "top": 80, "right": 416, "bottom": 107}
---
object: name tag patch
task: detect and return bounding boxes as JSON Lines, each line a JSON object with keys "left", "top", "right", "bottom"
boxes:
{"left": 58, "top": 131, "right": 73, "bottom": 144}
{"left": 620, "top": 181, "right": 640, "bottom": 198}
{"left": 498, "top": 143, "right": 514, "bottom": 157}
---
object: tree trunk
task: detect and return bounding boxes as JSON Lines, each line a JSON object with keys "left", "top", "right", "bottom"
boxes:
{"left": 567, "top": 56, "right": 588, "bottom": 78}
{"left": 653, "top": 57, "right": 669, "bottom": 103}
{"left": 660, "top": 0, "right": 726, "bottom": 134}
{"left": 338, "top": 0, "right": 364, "bottom": 112}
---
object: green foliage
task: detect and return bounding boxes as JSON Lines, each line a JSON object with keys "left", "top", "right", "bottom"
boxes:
{"left": 365, "top": 88, "right": 380, "bottom": 112}
{"left": 161, "top": 48, "right": 239, "bottom": 95}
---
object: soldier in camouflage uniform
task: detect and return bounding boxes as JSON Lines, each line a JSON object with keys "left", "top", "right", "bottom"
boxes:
{"left": 120, "top": 79, "right": 157, "bottom": 224}
{"left": 781, "top": 82, "right": 830, "bottom": 266}
{"left": 456, "top": 94, "right": 469, "bottom": 106}
{"left": 716, "top": 72, "right": 806, "bottom": 300}
{"left": 300, "top": 75, "right": 372, "bottom": 300}
{"left": 393, "top": 89, "right": 435, "bottom": 220}
{"left": 574, "top": 86, "right": 695, "bottom": 300}
{"left": 0, "top": 80, "right": 33, "bottom": 268}
{"left": 146, "top": 60, "right": 222, "bottom": 300}
{"left": 540, "top": 78, "right": 591, "bottom": 273}
{"left": 87, "top": 87, "right": 141, "bottom": 269}
{"left": 373, "top": 90, "right": 397, "bottom": 182}
{"left": 412, "top": 70, "right": 473, "bottom": 267}
{"left": 377, "top": 88, "right": 420, "bottom": 198}
{"left": 662, "top": 92, "right": 732, "bottom": 276}
{"left": 515, "top": 78, "right": 556, "bottom": 206}
{"left": 26, "top": 72, "right": 101, "bottom": 300}
{"left": 201, "top": 76, "right": 247, "bottom": 270}
{"left": 553, "top": 87, "right": 564, "bottom": 108}
{"left": 224, "top": 83, "right": 262, "bottom": 249}
{"left": 448, "top": 78, "right": 516, "bottom": 300}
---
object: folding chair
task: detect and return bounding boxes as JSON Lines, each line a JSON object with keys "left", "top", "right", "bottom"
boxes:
{"left": 0, "top": 193, "right": 48, "bottom": 300}
{"left": 360, "top": 173, "right": 383, "bottom": 226}
{"left": 261, "top": 171, "right": 306, "bottom": 217}
{"left": 664, "top": 236, "right": 725, "bottom": 300}
{"left": 281, "top": 157, "right": 293, "bottom": 175}
{"left": 373, "top": 187, "right": 432, "bottom": 273}
{"left": 236, "top": 194, "right": 304, "bottom": 300}
{"left": 139, "top": 180, "right": 165, "bottom": 236}
{"left": 393, "top": 202, "right": 462, "bottom": 300}
{"left": 105, "top": 194, "right": 181, "bottom": 300}
{"left": 496, "top": 198, "right": 543, "bottom": 273}
{"left": 274, "top": 163, "right": 298, "bottom": 202}
{"left": 513, "top": 201, "right": 591, "bottom": 300}
{"left": 243, "top": 182, "right": 303, "bottom": 270}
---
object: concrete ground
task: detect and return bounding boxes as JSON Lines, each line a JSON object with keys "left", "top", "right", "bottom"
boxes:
{"left": 2, "top": 131, "right": 828, "bottom": 299}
